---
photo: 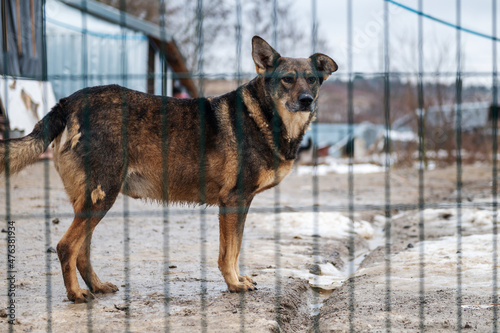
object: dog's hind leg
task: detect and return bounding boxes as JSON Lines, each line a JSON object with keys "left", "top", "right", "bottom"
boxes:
{"left": 57, "top": 184, "right": 119, "bottom": 303}
{"left": 76, "top": 227, "right": 119, "bottom": 295}
{"left": 218, "top": 196, "right": 256, "bottom": 292}
{"left": 55, "top": 154, "right": 121, "bottom": 303}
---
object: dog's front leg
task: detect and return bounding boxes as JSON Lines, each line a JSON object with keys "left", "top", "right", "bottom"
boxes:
{"left": 218, "top": 197, "right": 257, "bottom": 292}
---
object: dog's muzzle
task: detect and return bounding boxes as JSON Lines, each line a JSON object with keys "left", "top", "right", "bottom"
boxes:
{"left": 298, "top": 93, "right": 314, "bottom": 109}
{"left": 287, "top": 93, "right": 314, "bottom": 112}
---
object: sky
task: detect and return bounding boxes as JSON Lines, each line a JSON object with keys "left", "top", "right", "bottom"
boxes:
{"left": 222, "top": 0, "right": 497, "bottom": 86}
{"left": 312, "top": 0, "right": 496, "bottom": 82}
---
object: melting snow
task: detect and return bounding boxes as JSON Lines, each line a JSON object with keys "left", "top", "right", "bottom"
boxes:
{"left": 254, "top": 208, "right": 499, "bottom": 292}
{"left": 257, "top": 211, "right": 375, "bottom": 240}
{"left": 358, "top": 208, "right": 499, "bottom": 294}
{"left": 296, "top": 157, "right": 384, "bottom": 176}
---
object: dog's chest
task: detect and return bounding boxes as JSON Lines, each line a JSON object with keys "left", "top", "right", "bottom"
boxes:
{"left": 254, "top": 160, "right": 294, "bottom": 194}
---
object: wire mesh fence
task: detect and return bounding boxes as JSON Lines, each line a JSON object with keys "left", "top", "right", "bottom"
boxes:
{"left": 0, "top": 0, "right": 499, "bottom": 332}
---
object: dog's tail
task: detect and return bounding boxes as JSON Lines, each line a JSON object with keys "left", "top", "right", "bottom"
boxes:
{"left": 0, "top": 101, "right": 68, "bottom": 174}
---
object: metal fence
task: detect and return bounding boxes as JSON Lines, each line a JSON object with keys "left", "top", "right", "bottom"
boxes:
{"left": 0, "top": 0, "right": 499, "bottom": 332}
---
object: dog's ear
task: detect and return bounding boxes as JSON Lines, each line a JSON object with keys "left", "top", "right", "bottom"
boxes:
{"left": 252, "top": 36, "right": 281, "bottom": 75}
{"left": 309, "top": 53, "right": 338, "bottom": 82}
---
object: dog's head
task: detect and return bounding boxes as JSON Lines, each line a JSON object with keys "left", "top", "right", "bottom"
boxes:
{"left": 252, "top": 36, "right": 337, "bottom": 114}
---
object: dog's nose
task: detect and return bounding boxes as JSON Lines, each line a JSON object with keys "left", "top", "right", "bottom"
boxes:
{"left": 299, "top": 93, "right": 314, "bottom": 108}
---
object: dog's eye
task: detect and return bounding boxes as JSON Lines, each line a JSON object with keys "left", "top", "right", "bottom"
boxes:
{"left": 282, "top": 76, "right": 294, "bottom": 84}
{"left": 307, "top": 76, "right": 317, "bottom": 84}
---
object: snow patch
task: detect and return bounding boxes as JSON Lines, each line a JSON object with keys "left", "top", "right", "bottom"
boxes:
{"left": 296, "top": 157, "right": 384, "bottom": 176}
{"left": 257, "top": 211, "right": 375, "bottom": 240}
{"left": 419, "top": 208, "right": 495, "bottom": 236}
{"left": 255, "top": 211, "right": 379, "bottom": 290}
{"left": 358, "top": 208, "right": 499, "bottom": 294}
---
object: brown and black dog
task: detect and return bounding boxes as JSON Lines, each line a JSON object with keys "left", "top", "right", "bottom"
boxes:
{"left": 0, "top": 36, "right": 337, "bottom": 303}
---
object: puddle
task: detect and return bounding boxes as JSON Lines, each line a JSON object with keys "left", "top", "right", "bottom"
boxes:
{"left": 309, "top": 287, "right": 334, "bottom": 316}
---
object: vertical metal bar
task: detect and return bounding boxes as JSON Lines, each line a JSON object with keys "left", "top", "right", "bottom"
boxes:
{"left": 383, "top": 0, "right": 392, "bottom": 331}
{"left": 158, "top": 1, "right": 171, "bottom": 331}
{"left": 81, "top": 0, "right": 88, "bottom": 119}
{"left": 235, "top": 0, "right": 242, "bottom": 87}
{"left": 42, "top": 68, "right": 52, "bottom": 333}
{"left": 234, "top": 0, "right": 246, "bottom": 331}
{"left": 311, "top": 1, "right": 322, "bottom": 331}
{"left": 2, "top": 0, "right": 8, "bottom": 53}
{"left": 311, "top": 0, "right": 317, "bottom": 54}
{"left": 80, "top": 1, "right": 93, "bottom": 331}
{"left": 492, "top": 0, "right": 499, "bottom": 330}
{"left": 272, "top": 0, "right": 278, "bottom": 49}
{"left": 455, "top": 1, "right": 463, "bottom": 331}
{"left": 196, "top": 0, "right": 205, "bottom": 98}
{"left": 271, "top": 0, "right": 283, "bottom": 328}
{"left": 160, "top": 10, "right": 168, "bottom": 97}
{"left": 118, "top": 1, "right": 131, "bottom": 332}
{"left": 195, "top": 1, "right": 208, "bottom": 331}
{"left": 346, "top": 1, "right": 355, "bottom": 332}
{"left": 2, "top": 0, "right": 12, "bottom": 331}
{"left": 41, "top": 0, "right": 52, "bottom": 331}
{"left": 41, "top": 0, "right": 47, "bottom": 82}
{"left": 416, "top": 0, "right": 426, "bottom": 332}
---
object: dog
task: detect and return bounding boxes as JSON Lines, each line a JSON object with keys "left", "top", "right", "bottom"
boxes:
{"left": 0, "top": 36, "right": 337, "bottom": 303}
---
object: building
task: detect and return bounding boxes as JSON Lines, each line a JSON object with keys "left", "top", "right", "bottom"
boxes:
{"left": 46, "top": 0, "right": 197, "bottom": 99}
{"left": 0, "top": 0, "right": 196, "bottom": 137}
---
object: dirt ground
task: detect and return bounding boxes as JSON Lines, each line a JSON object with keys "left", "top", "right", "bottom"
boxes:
{"left": 0, "top": 161, "right": 498, "bottom": 332}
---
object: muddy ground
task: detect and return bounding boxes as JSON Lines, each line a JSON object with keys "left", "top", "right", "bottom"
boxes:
{"left": 0, "top": 161, "right": 498, "bottom": 332}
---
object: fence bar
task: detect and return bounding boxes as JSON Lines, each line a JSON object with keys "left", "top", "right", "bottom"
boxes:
{"left": 39, "top": 0, "right": 53, "bottom": 331}
{"left": 234, "top": 0, "right": 248, "bottom": 331}
{"left": 4, "top": 200, "right": 500, "bottom": 223}
{"left": 235, "top": 0, "right": 242, "bottom": 88}
{"left": 272, "top": 0, "right": 278, "bottom": 49}
{"left": 3, "top": 0, "right": 12, "bottom": 331}
{"left": 311, "top": 1, "right": 323, "bottom": 331}
{"left": 492, "top": 0, "right": 499, "bottom": 330}
{"left": 118, "top": 1, "right": 131, "bottom": 332}
{"left": 270, "top": 0, "right": 283, "bottom": 328}
{"left": 383, "top": 0, "right": 393, "bottom": 331}
{"left": 416, "top": 0, "right": 426, "bottom": 331}
{"left": 38, "top": 70, "right": 500, "bottom": 82}
{"left": 346, "top": 0, "right": 356, "bottom": 332}
{"left": 455, "top": 0, "right": 464, "bottom": 331}
{"left": 195, "top": 1, "right": 208, "bottom": 331}
{"left": 158, "top": 1, "right": 171, "bottom": 331}
{"left": 42, "top": 49, "right": 53, "bottom": 333}
{"left": 1, "top": 1, "right": 499, "bottom": 332}
{"left": 79, "top": 1, "right": 95, "bottom": 331}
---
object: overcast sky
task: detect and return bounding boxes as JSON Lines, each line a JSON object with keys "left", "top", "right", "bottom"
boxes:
{"left": 223, "top": 0, "right": 497, "bottom": 86}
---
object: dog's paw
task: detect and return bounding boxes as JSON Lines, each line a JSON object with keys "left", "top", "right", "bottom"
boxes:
{"left": 92, "top": 282, "right": 119, "bottom": 294}
{"left": 68, "top": 288, "right": 95, "bottom": 303}
{"left": 228, "top": 279, "right": 258, "bottom": 293}
{"left": 238, "top": 275, "right": 257, "bottom": 286}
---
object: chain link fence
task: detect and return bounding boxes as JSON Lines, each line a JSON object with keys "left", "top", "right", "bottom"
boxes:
{"left": 0, "top": 0, "right": 499, "bottom": 332}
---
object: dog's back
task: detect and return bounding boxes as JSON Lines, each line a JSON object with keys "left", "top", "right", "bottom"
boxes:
{"left": 50, "top": 85, "right": 221, "bottom": 205}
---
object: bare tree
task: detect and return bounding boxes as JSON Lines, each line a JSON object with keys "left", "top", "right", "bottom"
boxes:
{"left": 97, "top": 0, "right": 231, "bottom": 74}
{"left": 243, "top": 0, "right": 329, "bottom": 58}
{"left": 96, "top": 0, "right": 332, "bottom": 94}
{"left": 97, "top": 0, "right": 176, "bottom": 23}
